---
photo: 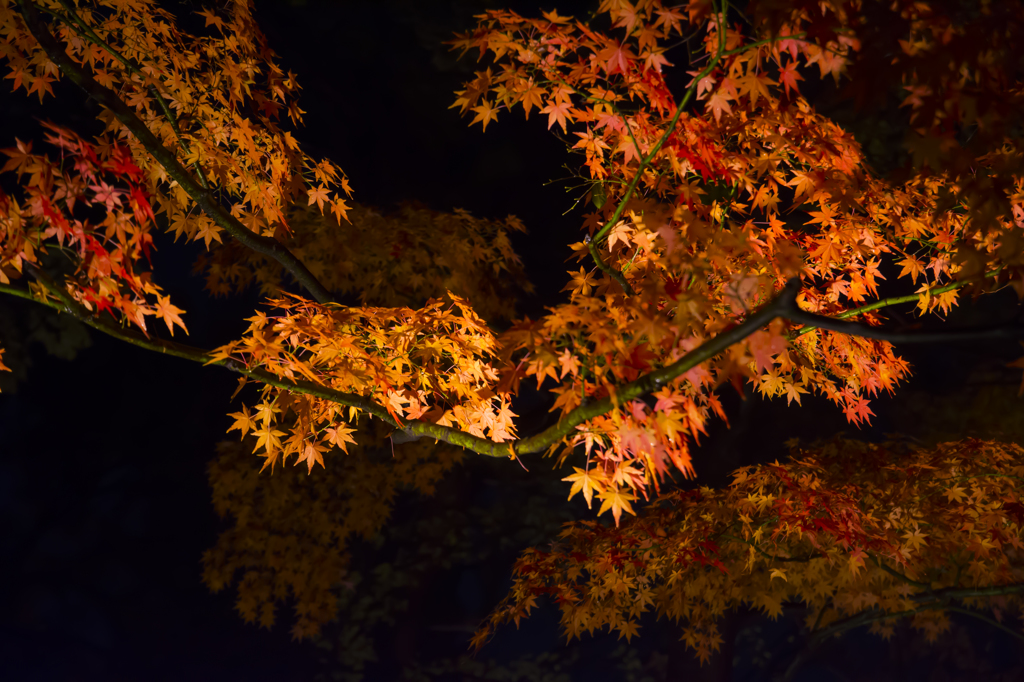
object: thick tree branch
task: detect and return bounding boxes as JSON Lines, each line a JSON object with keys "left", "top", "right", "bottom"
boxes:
{"left": 513, "top": 277, "right": 803, "bottom": 454}
{"left": 3, "top": 272, "right": 516, "bottom": 457}
{"left": 4, "top": 275, "right": 797, "bottom": 458}
{"left": 17, "top": 0, "right": 333, "bottom": 303}
{"left": 813, "top": 581, "right": 1024, "bottom": 637}
{"left": 944, "top": 606, "right": 1024, "bottom": 643}
{"left": 7, "top": 271, "right": 396, "bottom": 422}
{"left": 6, "top": 272, "right": 1023, "bottom": 460}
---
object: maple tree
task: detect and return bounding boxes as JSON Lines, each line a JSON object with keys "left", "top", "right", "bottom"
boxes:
{"left": 2, "top": 0, "right": 1024, "bottom": 675}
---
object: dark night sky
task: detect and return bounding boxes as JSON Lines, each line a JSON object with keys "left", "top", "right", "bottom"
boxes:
{"left": 1, "top": 1, "right": 1023, "bottom": 681}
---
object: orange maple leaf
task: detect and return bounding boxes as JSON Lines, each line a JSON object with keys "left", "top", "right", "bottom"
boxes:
{"left": 154, "top": 294, "right": 188, "bottom": 336}
{"left": 563, "top": 466, "right": 606, "bottom": 509}
{"left": 307, "top": 185, "right": 330, "bottom": 212}
{"left": 540, "top": 100, "right": 574, "bottom": 133}
{"left": 705, "top": 90, "right": 733, "bottom": 122}
{"left": 470, "top": 100, "right": 500, "bottom": 131}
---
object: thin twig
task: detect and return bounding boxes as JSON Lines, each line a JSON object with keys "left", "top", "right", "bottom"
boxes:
{"left": 795, "top": 269, "right": 1005, "bottom": 337}
{"left": 945, "top": 606, "right": 1024, "bottom": 643}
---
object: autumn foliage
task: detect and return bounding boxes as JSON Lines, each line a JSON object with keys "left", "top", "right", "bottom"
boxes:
{"left": 2, "top": 0, "right": 1024, "bottom": 670}
{"left": 480, "top": 438, "right": 1024, "bottom": 658}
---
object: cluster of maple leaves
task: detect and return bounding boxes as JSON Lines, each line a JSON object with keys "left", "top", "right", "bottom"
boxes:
{"left": 1, "top": 0, "right": 1023, "bottom": 661}
{"left": 0, "top": 0, "right": 349, "bottom": 328}
{"left": 479, "top": 438, "right": 1024, "bottom": 657}
{"left": 450, "top": 0, "right": 1023, "bottom": 519}
{"left": 216, "top": 292, "right": 519, "bottom": 473}
{"left": 0, "top": 122, "right": 186, "bottom": 334}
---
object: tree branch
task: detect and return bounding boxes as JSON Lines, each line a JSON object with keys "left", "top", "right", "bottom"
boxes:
{"left": 810, "top": 580, "right": 1024, "bottom": 638}
{"left": 585, "top": 235, "right": 635, "bottom": 295}
{"left": 914, "top": 582, "right": 1024, "bottom": 602}
{"left": 719, "top": 533, "right": 815, "bottom": 563}
{"left": 514, "top": 276, "right": 1024, "bottom": 454}
{"left": 580, "top": 11, "right": 805, "bottom": 297}
{"left": 6, "top": 272, "right": 395, "bottom": 423}
{"left": 4, "top": 271, "right": 519, "bottom": 457}
{"left": 590, "top": 0, "right": 730, "bottom": 251}
{"left": 945, "top": 606, "right": 1024, "bottom": 643}
{"left": 579, "top": 0, "right": 737, "bottom": 294}
{"left": 786, "top": 304, "right": 1024, "bottom": 344}
{"left": 869, "top": 554, "right": 933, "bottom": 590}
{"left": 16, "top": 0, "right": 334, "bottom": 303}
{"left": 782, "top": 581, "right": 1024, "bottom": 681}
{"left": 513, "top": 277, "right": 803, "bottom": 454}
{"left": 8, "top": 269, "right": 1022, "bottom": 461}
{"left": 795, "top": 268, "right": 1005, "bottom": 337}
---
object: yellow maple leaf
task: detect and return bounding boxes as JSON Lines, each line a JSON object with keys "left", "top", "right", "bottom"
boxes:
{"left": 617, "top": 619, "right": 641, "bottom": 641}
{"left": 226, "top": 405, "right": 256, "bottom": 437}
{"left": 562, "top": 466, "right": 606, "bottom": 509}
{"left": 325, "top": 423, "right": 357, "bottom": 453}
{"left": 597, "top": 486, "right": 636, "bottom": 526}
{"left": 564, "top": 267, "right": 597, "bottom": 297}
{"left": 902, "top": 528, "right": 928, "bottom": 552}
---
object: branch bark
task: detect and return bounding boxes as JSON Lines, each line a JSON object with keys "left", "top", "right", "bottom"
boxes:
{"left": 18, "top": 1, "right": 1006, "bottom": 461}
{"left": 5, "top": 274, "right": 1024, "bottom": 460}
